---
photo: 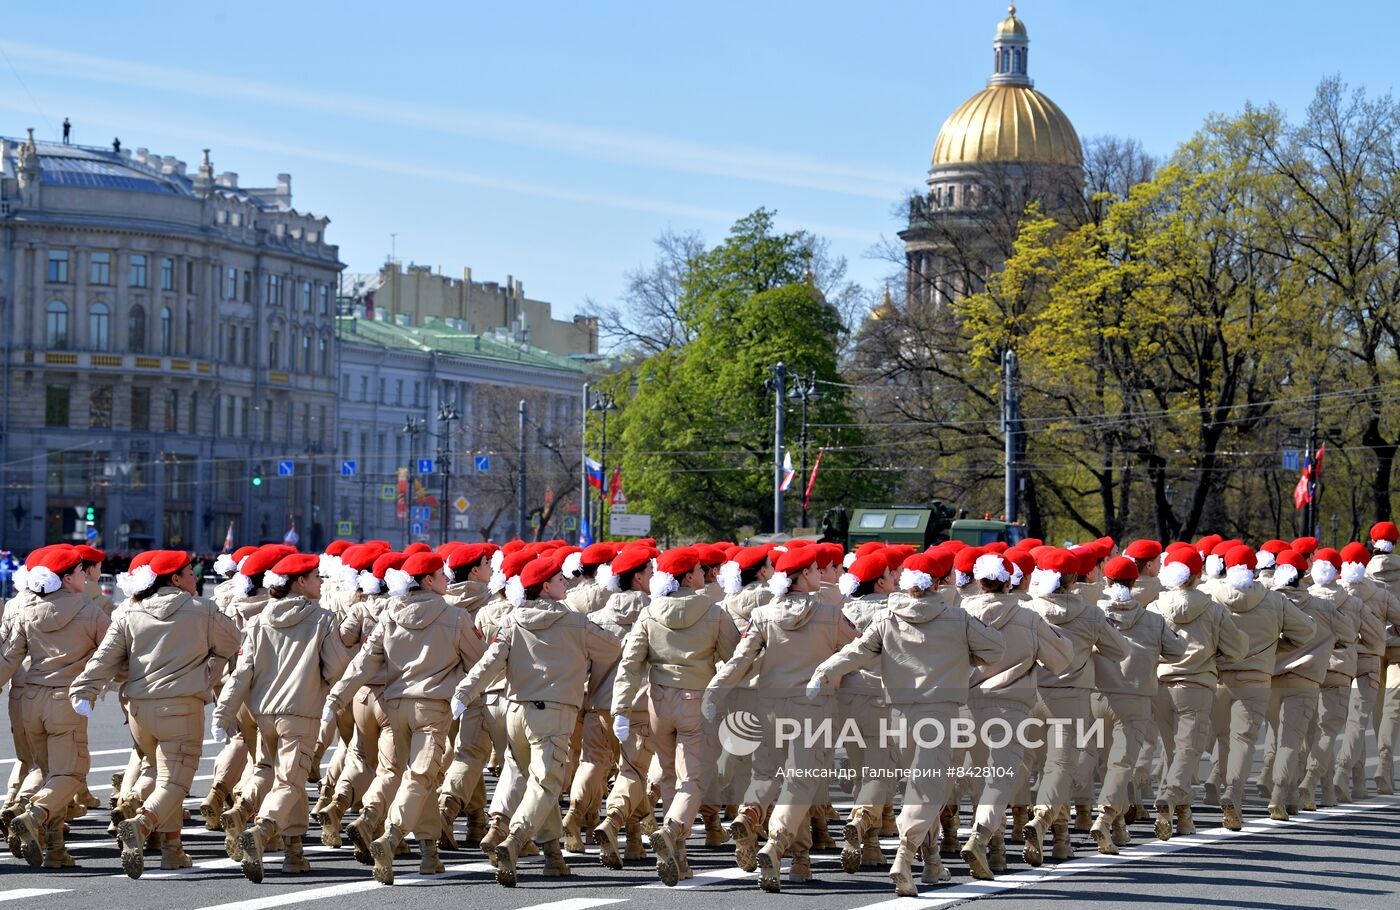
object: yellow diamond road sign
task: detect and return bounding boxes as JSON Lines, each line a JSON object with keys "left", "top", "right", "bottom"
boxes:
{"left": 453, "top": 496, "right": 470, "bottom": 513}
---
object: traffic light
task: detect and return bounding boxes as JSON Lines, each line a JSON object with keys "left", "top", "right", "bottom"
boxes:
{"left": 252, "top": 464, "right": 263, "bottom": 487}
{"left": 84, "top": 505, "right": 95, "bottom": 522}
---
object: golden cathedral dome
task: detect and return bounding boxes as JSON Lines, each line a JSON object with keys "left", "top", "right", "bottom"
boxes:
{"left": 932, "top": 85, "right": 1082, "bottom": 167}
{"left": 996, "top": 5, "right": 1027, "bottom": 39}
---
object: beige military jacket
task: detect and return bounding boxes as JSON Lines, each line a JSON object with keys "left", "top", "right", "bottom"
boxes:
{"left": 213, "top": 595, "right": 351, "bottom": 727}
{"left": 70, "top": 586, "right": 239, "bottom": 703}
{"left": 564, "top": 578, "right": 611, "bottom": 615}
{"left": 840, "top": 592, "right": 888, "bottom": 694}
{"left": 0, "top": 590, "right": 40, "bottom": 691}
{"left": 84, "top": 577, "right": 116, "bottom": 616}
{"left": 224, "top": 591, "right": 271, "bottom": 633}
{"left": 327, "top": 589, "right": 486, "bottom": 708}
{"left": 1211, "top": 581, "right": 1315, "bottom": 675}
{"left": 455, "top": 598, "right": 621, "bottom": 710}
{"left": 962, "top": 591, "right": 1073, "bottom": 703}
{"left": 1274, "top": 585, "right": 1336, "bottom": 683}
{"left": 815, "top": 589, "right": 1004, "bottom": 705}
{"left": 1367, "top": 551, "right": 1400, "bottom": 588}
{"left": 1309, "top": 582, "right": 1362, "bottom": 681}
{"left": 613, "top": 587, "right": 740, "bottom": 712}
{"left": 1341, "top": 576, "right": 1399, "bottom": 675}
{"left": 1152, "top": 584, "right": 1248, "bottom": 687}
{"left": 1027, "top": 589, "right": 1130, "bottom": 689}
{"left": 1131, "top": 573, "right": 1163, "bottom": 611}
{"left": 0, "top": 590, "right": 109, "bottom": 689}
{"left": 589, "top": 590, "right": 648, "bottom": 712}
{"left": 446, "top": 579, "right": 493, "bottom": 615}
{"left": 212, "top": 577, "right": 241, "bottom": 613}
{"left": 1096, "top": 592, "right": 1186, "bottom": 694}
{"left": 711, "top": 592, "right": 856, "bottom": 694}
{"left": 721, "top": 583, "right": 770, "bottom": 630}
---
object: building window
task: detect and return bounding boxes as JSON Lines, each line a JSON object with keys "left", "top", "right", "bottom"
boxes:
{"left": 318, "top": 285, "right": 329, "bottom": 314}
{"left": 46, "top": 300, "right": 69, "bottom": 347}
{"left": 160, "top": 306, "right": 173, "bottom": 354}
{"left": 161, "top": 257, "right": 175, "bottom": 291}
{"left": 188, "top": 391, "right": 198, "bottom": 434}
{"left": 186, "top": 260, "right": 195, "bottom": 293}
{"left": 269, "top": 330, "right": 280, "bottom": 369}
{"left": 318, "top": 405, "right": 327, "bottom": 443}
{"left": 45, "top": 384, "right": 70, "bottom": 426}
{"left": 89, "top": 385, "right": 113, "bottom": 428}
{"left": 241, "top": 327, "right": 252, "bottom": 365}
{"left": 47, "top": 250, "right": 69, "bottom": 283}
{"left": 266, "top": 274, "right": 282, "bottom": 305}
{"left": 263, "top": 402, "right": 272, "bottom": 439}
{"left": 379, "top": 377, "right": 386, "bottom": 403}
{"left": 45, "top": 451, "right": 87, "bottom": 495}
{"left": 360, "top": 376, "right": 368, "bottom": 401}
{"left": 129, "top": 254, "right": 148, "bottom": 288}
{"left": 185, "top": 313, "right": 193, "bottom": 355}
{"left": 301, "top": 281, "right": 312, "bottom": 311}
{"left": 89, "top": 252, "right": 111, "bottom": 285}
{"left": 302, "top": 333, "right": 311, "bottom": 372}
{"left": 226, "top": 267, "right": 238, "bottom": 300}
{"left": 319, "top": 336, "right": 328, "bottom": 373}
{"left": 130, "top": 387, "right": 150, "bottom": 431}
{"left": 89, "top": 303, "right": 110, "bottom": 350}
{"left": 395, "top": 379, "right": 403, "bottom": 405}
{"left": 164, "top": 389, "right": 179, "bottom": 432}
{"left": 243, "top": 270, "right": 252, "bottom": 302}
{"left": 128, "top": 304, "right": 146, "bottom": 352}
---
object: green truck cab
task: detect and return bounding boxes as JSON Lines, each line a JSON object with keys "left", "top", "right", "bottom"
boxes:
{"left": 824, "top": 503, "right": 1024, "bottom": 550}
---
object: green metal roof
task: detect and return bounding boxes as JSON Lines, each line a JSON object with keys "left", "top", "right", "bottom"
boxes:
{"left": 335, "top": 316, "right": 598, "bottom": 373}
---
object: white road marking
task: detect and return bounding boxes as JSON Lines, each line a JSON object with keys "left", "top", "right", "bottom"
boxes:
{"left": 847, "top": 797, "right": 1398, "bottom": 910}
{"left": 523, "top": 901, "right": 629, "bottom": 910}
{"left": 187, "top": 861, "right": 495, "bottom": 909}
{"left": 638, "top": 864, "right": 756, "bottom": 889}
{"left": 0, "top": 739, "right": 225, "bottom": 765}
{"left": 0, "top": 890, "right": 70, "bottom": 903}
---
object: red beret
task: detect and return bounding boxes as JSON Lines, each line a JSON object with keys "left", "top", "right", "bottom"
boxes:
{"left": 372, "top": 551, "right": 408, "bottom": 579}
{"left": 436, "top": 541, "right": 466, "bottom": 557}
{"left": 1103, "top": 556, "right": 1138, "bottom": 583}
{"left": 239, "top": 547, "right": 285, "bottom": 578}
{"left": 1259, "top": 539, "right": 1289, "bottom": 555}
{"left": 1123, "top": 539, "right": 1162, "bottom": 560}
{"left": 1276, "top": 548, "right": 1308, "bottom": 572}
{"left": 325, "top": 540, "right": 353, "bottom": 557}
{"left": 1036, "top": 548, "right": 1080, "bottom": 576}
{"left": 448, "top": 542, "right": 494, "bottom": 569}
{"left": 270, "top": 553, "right": 320, "bottom": 578}
{"left": 694, "top": 543, "right": 728, "bottom": 567}
{"left": 1164, "top": 548, "right": 1203, "bottom": 575}
{"left": 402, "top": 552, "right": 444, "bottom": 577}
{"left": 815, "top": 543, "right": 844, "bottom": 568}
{"left": 75, "top": 545, "right": 105, "bottom": 564}
{"left": 844, "top": 552, "right": 889, "bottom": 584}
{"left": 1224, "top": 545, "right": 1256, "bottom": 570}
{"left": 1341, "top": 542, "right": 1370, "bottom": 565}
{"left": 520, "top": 554, "right": 565, "bottom": 589}
{"left": 578, "top": 542, "right": 619, "bottom": 567}
{"left": 656, "top": 547, "right": 701, "bottom": 578}
{"left": 501, "top": 539, "right": 526, "bottom": 555}
{"left": 1371, "top": 521, "right": 1399, "bottom": 543}
{"left": 148, "top": 550, "right": 191, "bottom": 576}
{"left": 497, "top": 550, "right": 534, "bottom": 581}
{"left": 403, "top": 542, "right": 432, "bottom": 556}
{"left": 953, "top": 546, "right": 986, "bottom": 575}
{"left": 1291, "top": 536, "right": 1318, "bottom": 556}
{"left": 1313, "top": 547, "right": 1341, "bottom": 569}
{"left": 921, "top": 548, "right": 954, "bottom": 578}
{"left": 1195, "top": 534, "right": 1223, "bottom": 553}
{"left": 883, "top": 544, "right": 916, "bottom": 569}
{"left": 898, "top": 553, "right": 940, "bottom": 585}
{"left": 340, "top": 544, "right": 379, "bottom": 572}
{"left": 609, "top": 546, "right": 653, "bottom": 577}
{"left": 232, "top": 545, "right": 259, "bottom": 564}
{"left": 729, "top": 546, "right": 770, "bottom": 573}
{"left": 1209, "top": 540, "right": 1236, "bottom": 558}
{"left": 127, "top": 550, "right": 156, "bottom": 571}
{"left": 364, "top": 540, "right": 393, "bottom": 549}
{"left": 40, "top": 547, "right": 83, "bottom": 576}
{"left": 1003, "top": 548, "right": 1035, "bottom": 578}
{"left": 854, "top": 541, "right": 886, "bottom": 559}
{"left": 773, "top": 546, "right": 819, "bottom": 575}
{"left": 1019, "top": 538, "right": 1044, "bottom": 550}
{"left": 1070, "top": 546, "right": 1099, "bottom": 577}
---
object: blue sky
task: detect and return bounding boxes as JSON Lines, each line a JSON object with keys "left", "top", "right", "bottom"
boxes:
{"left": 1, "top": 1, "right": 1394, "bottom": 324}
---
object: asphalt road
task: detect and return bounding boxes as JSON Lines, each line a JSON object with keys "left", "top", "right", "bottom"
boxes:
{"left": 2, "top": 704, "right": 1397, "bottom": 910}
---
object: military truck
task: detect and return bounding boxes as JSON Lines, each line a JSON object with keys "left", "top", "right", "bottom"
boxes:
{"left": 819, "top": 503, "right": 1024, "bottom": 550}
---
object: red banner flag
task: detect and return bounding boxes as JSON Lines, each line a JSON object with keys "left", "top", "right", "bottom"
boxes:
{"left": 803, "top": 449, "right": 825, "bottom": 510}
{"left": 1292, "top": 465, "right": 1312, "bottom": 510}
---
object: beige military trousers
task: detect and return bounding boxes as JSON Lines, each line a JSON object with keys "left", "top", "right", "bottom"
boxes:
{"left": 505, "top": 700, "right": 574, "bottom": 843}
{"left": 1267, "top": 673, "right": 1320, "bottom": 807}
{"left": 1155, "top": 682, "right": 1214, "bottom": 809}
{"left": 338, "top": 687, "right": 394, "bottom": 815}
{"left": 127, "top": 696, "right": 204, "bottom": 833}
{"left": 1096, "top": 692, "right": 1154, "bottom": 811}
{"left": 568, "top": 708, "right": 619, "bottom": 819}
{"left": 1033, "top": 687, "right": 1093, "bottom": 811}
{"left": 1304, "top": 674, "right": 1353, "bottom": 797}
{"left": 438, "top": 701, "right": 491, "bottom": 814}
{"left": 384, "top": 697, "right": 450, "bottom": 839}
{"left": 890, "top": 701, "right": 958, "bottom": 847}
{"left": 651, "top": 683, "right": 711, "bottom": 833}
{"left": 20, "top": 687, "right": 89, "bottom": 825}
{"left": 1377, "top": 661, "right": 1400, "bottom": 787}
{"left": 252, "top": 714, "right": 318, "bottom": 838}
{"left": 1335, "top": 665, "right": 1380, "bottom": 795}
{"left": 603, "top": 707, "right": 654, "bottom": 821}
{"left": 1213, "top": 670, "right": 1272, "bottom": 808}
{"left": 967, "top": 692, "right": 1033, "bottom": 837}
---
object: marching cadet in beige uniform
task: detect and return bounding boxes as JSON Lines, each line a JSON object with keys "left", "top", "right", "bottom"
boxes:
{"left": 833, "top": 549, "right": 898, "bottom": 875}
{"left": 1122, "top": 540, "right": 1163, "bottom": 608}
{"left": 1300, "top": 548, "right": 1363, "bottom": 807}
{"left": 591, "top": 546, "right": 656, "bottom": 869}
{"left": 1255, "top": 540, "right": 1289, "bottom": 589}
{"left": 322, "top": 548, "right": 404, "bottom": 857}
{"left": 1261, "top": 549, "right": 1335, "bottom": 817}
{"left": 1151, "top": 548, "right": 1247, "bottom": 839}
{"left": 212, "top": 553, "right": 351, "bottom": 882}
{"left": 324, "top": 551, "right": 486, "bottom": 885}
{"left": 1367, "top": 521, "right": 1400, "bottom": 793}
{"left": 76, "top": 545, "right": 114, "bottom": 617}
{"left": 563, "top": 543, "right": 618, "bottom": 614}
{"left": 1022, "top": 549, "right": 1128, "bottom": 865}
{"left": 438, "top": 541, "right": 499, "bottom": 848}
{"left": 453, "top": 553, "right": 621, "bottom": 887}
{"left": 707, "top": 546, "right": 856, "bottom": 893}
{"left": 70, "top": 549, "right": 240, "bottom": 878}
{"left": 616, "top": 547, "right": 740, "bottom": 887}
{"left": 1198, "top": 547, "right": 1312, "bottom": 829}
{"left": 0, "top": 547, "right": 108, "bottom": 867}
{"left": 1336, "top": 541, "right": 1400, "bottom": 799}
{"left": 961, "top": 550, "right": 1072, "bottom": 876}
{"left": 812, "top": 552, "right": 1004, "bottom": 896}
{"left": 210, "top": 546, "right": 258, "bottom": 613}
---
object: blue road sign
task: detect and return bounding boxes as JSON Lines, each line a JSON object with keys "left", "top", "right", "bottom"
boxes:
{"left": 85, "top": 525, "right": 98, "bottom": 542}
{"left": 474, "top": 455, "right": 490, "bottom": 472}
{"left": 411, "top": 521, "right": 427, "bottom": 537}
{"left": 563, "top": 516, "right": 578, "bottom": 532}
{"left": 1282, "top": 448, "right": 1301, "bottom": 471}
{"left": 417, "top": 458, "right": 434, "bottom": 474}
{"left": 412, "top": 505, "right": 431, "bottom": 522}
{"left": 277, "top": 460, "right": 294, "bottom": 476}
{"left": 380, "top": 484, "right": 395, "bottom": 500}
{"left": 336, "top": 520, "right": 353, "bottom": 536}
{"left": 341, "top": 460, "right": 357, "bottom": 477}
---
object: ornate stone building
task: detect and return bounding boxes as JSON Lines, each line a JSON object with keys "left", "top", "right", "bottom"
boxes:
{"left": 0, "top": 133, "right": 342, "bottom": 553}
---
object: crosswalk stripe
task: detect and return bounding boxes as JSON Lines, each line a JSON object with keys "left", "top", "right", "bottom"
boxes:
{"left": 637, "top": 864, "right": 755, "bottom": 889}
{"left": 187, "top": 861, "right": 495, "bottom": 910}
{"left": 846, "top": 797, "right": 1398, "bottom": 910}
{"left": 0, "top": 739, "right": 226, "bottom": 765}
{"left": 0, "top": 890, "right": 70, "bottom": 902}
{"left": 523, "top": 901, "right": 628, "bottom": 910}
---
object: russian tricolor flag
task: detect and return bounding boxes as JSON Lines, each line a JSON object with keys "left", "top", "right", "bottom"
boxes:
{"left": 586, "top": 457, "right": 607, "bottom": 492}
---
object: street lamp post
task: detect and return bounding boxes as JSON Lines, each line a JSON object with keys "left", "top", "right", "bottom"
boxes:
{"left": 401, "top": 415, "right": 424, "bottom": 548}
{"left": 788, "top": 371, "right": 820, "bottom": 528}
{"left": 590, "top": 392, "right": 618, "bottom": 539}
{"left": 433, "top": 402, "right": 460, "bottom": 541}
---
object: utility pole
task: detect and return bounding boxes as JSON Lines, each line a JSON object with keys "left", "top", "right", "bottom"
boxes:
{"left": 401, "top": 416, "right": 423, "bottom": 548}
{"left": 790, "top": 371, "right": 820, "bottom": 528}
{"left": 517, "top": 399, "right": 528, "bottom": 540}
{"left": 1306, "top": 391, "right": 1321, "bottom": 539}
{"left": 580, "top": 383, "right": 589, "bottom": 545}
{"left": 1002, "top": 349, "right": 1020, "bottom": 523}
{"left": 770, "top": 362, "right": 787, "bottom": 535}
{"left": 590, "top": 392, "right": 618, "bottom": 540}
{"left": 435, "top": 401, "right": 459, "bottom": 541}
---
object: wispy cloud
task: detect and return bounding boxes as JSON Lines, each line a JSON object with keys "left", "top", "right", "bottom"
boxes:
{"left": 0, "top": 40, "right": 907, "bottom": 201}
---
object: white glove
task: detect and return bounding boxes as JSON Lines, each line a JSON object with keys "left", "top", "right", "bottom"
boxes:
{"left": 805, "top": 672, "right": 827, "bottom": 699}
{"left": 700, "top": 690, "right": 719, "bottom": 723}
{"left": 612, "top": 714, "right": 630, "bottom": 743}
{"left": 451, "top": 698, "right": 467, "bottom": 719}
{"left": 212, "top": 721, "right": 229, "bottom": 744}
{"left": 322, "top": 704, "right": 336, "bottom": 723}
{"left": 71, "top": 698, "right": 93, "bottom": 717}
